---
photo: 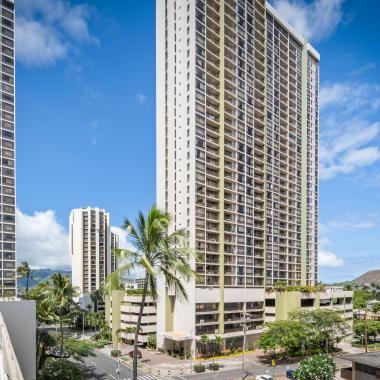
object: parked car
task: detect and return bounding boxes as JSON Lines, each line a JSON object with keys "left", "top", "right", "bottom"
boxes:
{"left": 127, "top": 349, "right": 142, "bottom": 359}
{"left": 287, "top": 369, "right": 296, "bottom": 379}
{"left": 73, "top": 333, "right": 81, "bottom": 339}
{"left": 256, "top": 376, "right": 274, "bottom": 380}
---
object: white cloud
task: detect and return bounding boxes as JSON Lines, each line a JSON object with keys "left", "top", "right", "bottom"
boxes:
{"left": 16, "top": 18, "right": 68, "bottom": 66}
{"left": 16, "top": 209, "right": 70, "bottom": 269}
{"left": 320, "top": 83, "right": 350, "bottom": 109}
{"left": 318, "top": 250, "right": 344, "bottom": 267}
{"left": 136, "top": 94, "right": 147, "bottom": 105}
{"left": 323, "top": 219, "right": 376, "bottom": 230}
{"left": 320, "top": 80, "right": 380, "bottom": 180}
{"left": 271, "top": 0, "right": 343, "bottom": 42}
{"left": 349, "top": 62, "right": 376, "bottom": 77}
{"left": 320, "top": 82, "right": 380, "bottom": 111}
{"left": 16, "top": 0, "right": 98, "bottom": 66}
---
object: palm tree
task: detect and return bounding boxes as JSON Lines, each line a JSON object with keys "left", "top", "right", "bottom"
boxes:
{"left": 17, "top": 261, "right": 36, "bottom": 295}
{"left": 200, "top": 334, "right": 209, "bottom": 359}
{"left": 90, "top": 289, "right": 104, "bottom": 312}
{"left": 212, "top": 335, "right": 222, "bottom": 363}
{"left": 114, "top": 206, "right": 195, "bottom": 380}
{"left": 48, "top": 273, "right": 78, "bottom": 357}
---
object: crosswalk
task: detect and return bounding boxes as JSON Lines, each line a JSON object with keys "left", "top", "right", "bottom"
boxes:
{"left": 122, "top": 375, "right": 158, "bottom": 380}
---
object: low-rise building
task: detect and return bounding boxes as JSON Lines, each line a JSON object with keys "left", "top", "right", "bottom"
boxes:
{"left": 0, "top": 300, "right": 36, "bottom": 380}
{"left": 265, "top": 286, "right": 353, "bottom": 323}
{"left": 105, "top": 290, "right": 156, "bottom": 346}
{"left": 341, "top": 352, "right": 380, "bottom": 380}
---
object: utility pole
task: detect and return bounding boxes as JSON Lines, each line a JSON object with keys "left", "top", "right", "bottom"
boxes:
{"left": 116, "top": 358, "right": 120, "bottom": 380}
{"left": 240, "top": 311, "right": 251, "bottom": 379}
{"left": 82, "top": 312, "right": 85, "bottom": 338}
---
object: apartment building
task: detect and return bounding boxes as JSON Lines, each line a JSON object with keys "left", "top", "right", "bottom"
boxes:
{"left": 105, "top": 290, "right": 156, "bottom": 346}
{"left": 110, "top": 230, "right": 120, "bottom": 273}
{"left": 156, "top": 0, "right": 320, "bottom": 351}
{"left": 70, "top": 208, "right": 111, "bottom": 302}
{"left": 0, "top": 0, "right": 16, "bottom": 299}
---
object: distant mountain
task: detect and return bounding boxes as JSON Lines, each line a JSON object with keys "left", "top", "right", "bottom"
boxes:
{"left": 354, "top": 270, "right": 380, "bottom": 284}
{"left": 18, "top": 268, "right": 71, "bottom": 289}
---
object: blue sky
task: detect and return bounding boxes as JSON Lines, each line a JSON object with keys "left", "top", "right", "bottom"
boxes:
{"left": 15, "top": 0, "right": 380, "bottom": 283}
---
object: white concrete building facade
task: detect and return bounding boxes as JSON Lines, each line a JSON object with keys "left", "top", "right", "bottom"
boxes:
{"left": 70, "top": 207, "right": 111, "bottom": 296}
{"left": 156, "top": 0, "right": 320, "bottom": 351}
{"left": 0, "top": 301, "right": 36, "bottom": 380}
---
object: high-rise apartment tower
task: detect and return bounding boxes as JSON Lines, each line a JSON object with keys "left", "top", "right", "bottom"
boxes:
{"left": 156, "top": 0, "right": 319, "bottom": 350}
{"left": 110, "top": 230, "right": 120, "bottom": 273}
{"left": 0, "top": 0, "right": 16, "bottom": 298}
{"left": 70, "top": 208, "right": 111, "bottom": 295}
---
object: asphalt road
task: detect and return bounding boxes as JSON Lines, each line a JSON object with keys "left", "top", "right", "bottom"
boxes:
{"left": 74, "top": 350, "right": 160, "bottom": 380}
{"left": 74, "top": 350, "right": 353, "bottom": 380}
{"left": 177, "top": 356, "right": 352, "bottom": 380}
{"left": 177, "top": 362, "right": 299, "bottom": 380}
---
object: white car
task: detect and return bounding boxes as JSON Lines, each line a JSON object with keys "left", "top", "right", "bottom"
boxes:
{"left": 256, "top": 376, "right": 274, "bottom": 380}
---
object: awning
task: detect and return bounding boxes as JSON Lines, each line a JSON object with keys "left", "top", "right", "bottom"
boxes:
{"left": 162, "top": 331, "right": 193, "bottom": 341}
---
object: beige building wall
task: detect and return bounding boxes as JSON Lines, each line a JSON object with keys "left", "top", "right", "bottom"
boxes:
{"left": 156, "top": 0, "right": 320, "bottom": 350}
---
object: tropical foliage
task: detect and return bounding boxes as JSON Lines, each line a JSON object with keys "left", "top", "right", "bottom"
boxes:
{"left": 17, "top": 261, "right": 36, "bottom": 295}
{"left": 48, "top": 273, "right": 78, "bottom": 357}
{"left": 256, "top": 309, "right": 348, "bottom": 357}
{"left": 293, "top": 354, "right": 337, "bottom": 380}
{"left": 38, "top": 359, "right": 83, "bottom": 380}
{"left": 112, "top": 206, "right": 195, "bottom": 380}
{"left": 147, "top": 334, "right": 157, "bottom": 350}
{"left": 354, "top": 320, "right": 380, "bottom": 343}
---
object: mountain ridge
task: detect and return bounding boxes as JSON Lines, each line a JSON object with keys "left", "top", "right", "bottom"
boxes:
{"left": 18, "top": 268, "right": 71, "bottom": 288}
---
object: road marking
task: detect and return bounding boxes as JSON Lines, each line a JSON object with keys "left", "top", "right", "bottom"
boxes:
{"left": 110, "top": 375, "right": 116, "bottom": 379}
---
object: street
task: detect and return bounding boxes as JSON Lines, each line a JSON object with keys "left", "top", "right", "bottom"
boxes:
{"left": 73, "top": 350, "right": 160, "bottom": 380}
{"left": 176, "top": 356, "right": 353, "bottom": 380}
{"left": 177, "top": 362, "right": 299, "bottom": 380}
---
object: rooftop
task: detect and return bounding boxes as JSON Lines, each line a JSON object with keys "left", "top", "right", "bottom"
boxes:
{"left": 342, "top": 352, "right": 380, "bottom": 369}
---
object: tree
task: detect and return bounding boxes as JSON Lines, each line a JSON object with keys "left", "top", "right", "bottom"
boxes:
{"left": 211, "top": 335, "right": 222, "bottom": 363}
{"left": 372, "top": 303, "right": 380, "bottom": 314}
{"left": 293, "top": 354, "right": 337, "bottom": 380}
{"left": 199, "top": 334, "right": 209, "bottom": 357}
{"left": 90, "top": 289, "right": 103, "bottom": 313}
{"left": 289, "top": 309, "right": 348, "bottom": 352}
{"left": 256, "top": 320, "right": 309, "bottom": 357}
{"left": 48, "top": 274, "right": 78, "bottom": 358}
{"left": 39, "top": 359, "right": 83, "bottom": 380}
{"left": 354, "top": 320, "right": 380, "bottom": 342}
{"left": 353, "top": 289, "right": 374, "bottom": 309}
{"left": 37, "top": 331, "right": 57, "bottom": 371}
{"left": 113, "top": 206, "right": 195, "bottom": 380}
{"left": 17, "top": 261, "right": 36, "bottom": 296}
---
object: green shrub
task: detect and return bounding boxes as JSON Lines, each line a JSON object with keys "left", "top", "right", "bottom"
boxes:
{"left": 147, "top": 334, "right": 157, "bottom": 350}
{"left": 111, "top": 349, "right": 121, "bottom": 357}
{"left": 208, "top": 363, "right": 219, "bottom": 371}
{"left": 39, "top": 359, "right": 82, "bottom": 380}
{"left": 194, "top": 364, "right": 206, "bottom": 373}
{"left": 294, "top": 354, "right": 337, "bottom": 380}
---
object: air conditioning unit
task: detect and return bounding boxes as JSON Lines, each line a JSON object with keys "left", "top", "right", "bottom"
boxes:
{"left": 200, "top": 319, "right": 204, "bottom": 324}
{"left": 215, "top": 329, "right": 219, "bottom": 334}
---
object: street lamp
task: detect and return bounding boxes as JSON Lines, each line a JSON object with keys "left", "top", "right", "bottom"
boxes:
{"left": 190, "top": 329, "right": 194, "bottom": 373}
{"left": 240, "top": 311, "right": 251, "bottom": 379}
{"left": 82, "top": 312, "right": 85, "bottom": 338}
{"left": 116, "top": 358, "right": 120, "bottom": 380}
